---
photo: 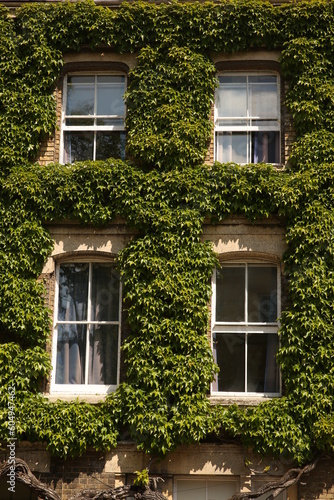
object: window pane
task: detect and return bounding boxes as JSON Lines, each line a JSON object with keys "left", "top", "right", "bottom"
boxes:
{"left": 56, "top": 323, "right": 86, "bottom": 384}
{"left": 249, "top": 76, "right": 278, "bottom": 118}
{"left": 217, "top": 76, "right": 247, "bottom": 117}
{"left": 97, "top": 75, "right": 125, "bottom": 117}
{"left": 177, "top": 480, "right": 207, "bottom": 500}
{"left": 96, "top": 131, "right": 126, "bottom": 160}
{"left": 66, "top": 76, "right": 95, "bottom": 116}
{"left": 208, "top": 482, "right": 238, "bottom": 500}
{"left": 251, "top": 131, "right": 280, "bottom": 163}
{"left": 91, "top": 264, "right": 120, "bottom": 321}
{"left": 89, "top": 324, "right": 118, "bottom": 385}
{"left": 96, "top": 118, "right": 124, "bottom": 126}
{"left": 216, "top": 333, "right": 245, "bottom": 392}
{"left": 216, "top": 266, "right": 245, "bottom": 322}
{"left": 58, "top": 263, "right": 89, "bottom": 322}
{"left": 65, "top": 118, "right": 94, "bottom": 126}
{"left": 247, "top": 333, "right": 279, "bottom": 393}
{"left": 248, "top": 266, "right": 277, "bottom": 322}
{"left": 216, "top": 132, "right": 248, "bottom": 164}
{"left": 64, "top": 131, "right": 94, "bottom": 163}
{"left": 177, "top": 480, "right": 238, "bottom": 500}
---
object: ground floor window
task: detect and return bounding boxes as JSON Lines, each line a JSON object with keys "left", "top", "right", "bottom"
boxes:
{"left": 175, "top": 478, "right": 238, "bottom": 500}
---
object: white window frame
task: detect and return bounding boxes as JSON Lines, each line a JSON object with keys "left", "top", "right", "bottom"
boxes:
{"left": 60, "top": 72, "right": 126, "bottom": 164}
{"left": 50, "top": 259, "right": 122, "bottom": 395}
{"left": 214, "top": 72, "right": 281, "bottom": 164}
{"left": 211, "top": 262, "right": 281, "bottom": 397}
{"left": 174, "top": 477, "right": 239, "bottom": 500}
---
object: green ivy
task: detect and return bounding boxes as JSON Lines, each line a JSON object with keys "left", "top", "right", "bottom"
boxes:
{"left": 1, "top": 0, "right": 334, "bottom": 465}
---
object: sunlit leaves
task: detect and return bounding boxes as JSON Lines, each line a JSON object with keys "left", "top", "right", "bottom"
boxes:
{"left": 2, "top": 0, "right": 334, "bottom": 464}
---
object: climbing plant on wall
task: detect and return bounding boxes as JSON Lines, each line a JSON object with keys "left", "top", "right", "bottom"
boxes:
{"left": 1, "top": 0, "right": 334, "bottom": 464}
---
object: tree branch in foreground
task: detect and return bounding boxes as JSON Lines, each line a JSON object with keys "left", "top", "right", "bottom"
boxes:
{"left": 0, "top": 458, "right": 167, "bottom": 500}
{"left": 232, "top": 454, "right": 322, "bottom": 500}
{"left": 0, "top": 457, "right": 61, "bottom": 500}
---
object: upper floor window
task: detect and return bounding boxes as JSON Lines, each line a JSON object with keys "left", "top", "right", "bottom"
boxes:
{"left": 215, "top": 73, "right": 280, "bottom": 164}
{"left": 51, "top": 261, "right": 121, "bottom": 394}
{"left": 61, "top": 74, "right": 126, "bottom": 163}
{"left": 211, "top": 263, "right": 280, "bottom": 396}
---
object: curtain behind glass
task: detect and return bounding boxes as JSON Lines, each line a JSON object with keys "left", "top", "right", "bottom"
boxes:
{"left": 56, "top": 264, "right": 89, "bottom": 384}
{"left": 89, "top": 264, "right": 119, "bottom": 385}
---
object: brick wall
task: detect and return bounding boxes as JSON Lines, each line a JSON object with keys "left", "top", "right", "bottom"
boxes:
{"left": 37, "top": 453, "right": 116, "bottom": 499}
{"left": 37, "top": 79, "right": 62, "bottom": 165}
{"left": 299, "top": 459, "right": 334, "bottom": 500}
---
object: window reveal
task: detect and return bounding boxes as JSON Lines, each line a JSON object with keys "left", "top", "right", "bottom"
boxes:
{"left": 53, "top": 262, "right": 121, "bottom": 391}
{"left": 62, "top": 75, "right": 126, "bottom": 163}
{"left": 212, "top": 264, "right": 280, "bottom": 395}
{"left": 215, "top": 74, "right": 280, "bottom": 164}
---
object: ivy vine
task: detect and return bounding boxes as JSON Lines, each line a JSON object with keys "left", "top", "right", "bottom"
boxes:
{"left": 1, "top": 0, "right": 334, "bottom": 465}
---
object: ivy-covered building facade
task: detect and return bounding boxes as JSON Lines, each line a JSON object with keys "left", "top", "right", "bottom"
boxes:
{"left": 1, "top": 0, "right": 334, "bottom": 498}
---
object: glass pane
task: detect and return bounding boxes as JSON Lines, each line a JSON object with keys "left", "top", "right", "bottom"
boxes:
{"left": 217, "top": 119, "right": 248, "bottom": 127}
{"left": 217, "top": 76, "right": 247, "bottom": 117}
{"left": 208, "top": 482, "right": 238, "bottom": 500}
{"left": 177, "top": 480, "right": 238, "bottom": 500}
{"left": 56, "top": 323, "right": 86, "bottom": 384}
{"left": 65, "top": 118, "right": 94, "bottom": 126}
{"left": 97, "top": 75, "right": 125, "bottom": 117}
{"left": 177, "top": 480, "right": 206, "bottom": 500}
{"left": 58, "top": 263, "right": 89, "bottom": 321}
{"left": 251, "top": 131, "right": 280, "bottom": 163}
{"left": 216, "top": 266, "right": 245, "bottom": 322}
{"left": 96, "top": 131, "right": 126, "bottom": 160}
{"left": 91, "top": 264, "right": 120, "bottom": 321}
{"left": 66, "top": 76, "right": 94, "bottom": 116}
{"left": 249, "top": 76, "right": 278, "bottom": 118}
{"left": 216, "top": 333, "right": 245, "bottom": 391}
{"left": 216, "top": 132, "right": 248, "bottom": 163}
{"left": 96, "top": 117, "right": 124, "bottom": 126}
{"left": 247, "top": 333, "right": 279, "bottom": 393}
{"left": 252, "top": 119, "right": 279, "bottom": 127}
{"left": 89, "top": 324, "right": 118, "bottom": 385}
{"left": 64, "top": 131, "right": 94, "bottom": 163}
{"left": 248, "top": 266, "right": 277, "bottom": 322}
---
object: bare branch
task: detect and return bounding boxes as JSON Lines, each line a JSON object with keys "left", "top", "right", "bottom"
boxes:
{"left": 0, "top": 457, "right": 167, "bottom": 500}
{"left": 232, "top": 454, "right": 322, "bottom": 500}
{"left": 0, "top": 458, "right": 61, "bottom": 500}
